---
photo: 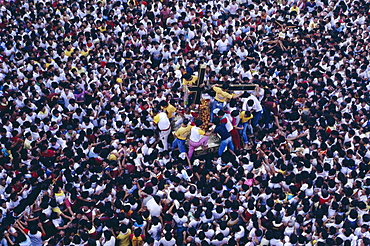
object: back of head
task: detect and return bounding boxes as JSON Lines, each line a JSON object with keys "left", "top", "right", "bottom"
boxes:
{"left": 213, "top": 117, "right": 220, "bottom": 125}
{"left": 195, "top": 119, "right": 203, "bottom": 127}
{"left": 222, "top": 84, "right": 229, "bottom": 90}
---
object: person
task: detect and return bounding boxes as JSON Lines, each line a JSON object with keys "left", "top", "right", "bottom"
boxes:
{"left": 230, "top": 110, "right": 243, "bottom": 150}
{"left": 182, "top": 73, "right": 202, "bottom": 106}
{"left": 210, "top": 84, "right": 242, "bottom": 122}
{"left": 215, "top": 35, "right": 230, "bottom": 54}
{"left": 213, "top": 117, "right": 234, "bottom": 156}
{"left": 101, "top": 231, "right": 116, "bottom": 246}
{"left": 188, "top": 119, "right": 213, "bottom": 159}
{"left": 172, "top": 118, "right": 192, "bottom": 159}
{"left": 1, "top": 0, "right": 370, "bottom": 245}
{"left": 217, "top": 109, "right": 241, "bottom": 150}
{"left": 242, "top": 93, "right": 263, "bottom": 128}
{"left": 263, "top": 96, "right": 280, "bottom": 129}
{"left": 160, "top": 100, "right": 176, "bottom": 122}
{"left": 153, "top": 108, "right": 171, "bottom": 151}
{"left": 239, "top": 110, "right": 253, "bottom": 148}
{"left": 28, "top": 226, "right": 44, "bottom": 246}
{"left": 130, "top": 229, "right": 144, "bottom": 246}
{"left": 116, "top": 224, "right": 132, "bottom": 246}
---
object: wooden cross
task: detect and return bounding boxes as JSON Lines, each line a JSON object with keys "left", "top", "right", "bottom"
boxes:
{"left": 184, "top": 64, "right": 207, "bottom": 105}
{"left": 228, "top": 83, "right": 257, "bottom": 91}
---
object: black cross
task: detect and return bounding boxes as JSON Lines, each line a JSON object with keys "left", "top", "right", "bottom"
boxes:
{"left": 228, "top": 83, "right": 257, "bottom": 91}
{"left": 187, "top": 64, "right": 206, "bottom": 105}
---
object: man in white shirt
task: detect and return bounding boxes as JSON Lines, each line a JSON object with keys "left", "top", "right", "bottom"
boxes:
{"left": 101, "top": 231, "right": 116, "bottom": 246}
{"left": 146, "top": 196, "right": 162, "bottom": 217}
{"left": 242, "top": 93, "right": 263, "bottom": 127}
{"left": 60, "top": 88, "right": 75, "bottom": 108}
{"left": 215, "top": 35, "right": 230, "bottom": 53}
{"left": 153, "top": 108, "right": 171, "bottom": 150}
{"left": 158, "top": 233, "right": 176, "bottom": 246}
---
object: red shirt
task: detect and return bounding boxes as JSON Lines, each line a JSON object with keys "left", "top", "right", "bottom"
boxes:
{"left": 319, "top": 196, "right": 331, "bottom": 205}
{"left": 263, "top": 101, "right": 278, "bottom": 116}
{"left": 41, "top": 149, "right": 55, "bottom": 158}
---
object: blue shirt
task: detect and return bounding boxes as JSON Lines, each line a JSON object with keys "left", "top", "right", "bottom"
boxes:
{"left": 214, "top": 123, "right": 230, "bottom": 140}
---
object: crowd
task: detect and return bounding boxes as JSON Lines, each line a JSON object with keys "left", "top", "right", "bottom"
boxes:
{"left": 0, "top": 0, "right": 369, "bottom": 245}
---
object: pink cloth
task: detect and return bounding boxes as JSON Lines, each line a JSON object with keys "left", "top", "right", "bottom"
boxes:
{"left": 244, "top": 179, "right": 254, "bottom": 186}
{"left": 188, "top": 136, "right": 209, "bottom": 160}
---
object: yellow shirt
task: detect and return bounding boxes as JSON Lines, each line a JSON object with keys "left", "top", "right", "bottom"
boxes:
{"left": 80, "top": 49, "right": 90, "bottom": 57}
{"left": 76, "top": 67, "right": 86, "bottom": 75}
{"left": 131, "top": 235, "right": 143, "bottom": 246}
{"left": 64, "top": 48, "right": 74, "bottom": 57}
{"left": 52, "top": 207, "right": 63, "bottom": 215}
{"left": 46, "top": 60, "right": 54, "bottom": 68}
{"left": 98, "top": 26, "right": 106, "bottom": 32}
{"left": 182, "top": 76, "right": 198, "bottom": 86}
{"left": 213, "top": 86, "right": 233, "bottom": 103}
{"left": 163, "top": 104, "right": 176, "bottom": 119}
{"left": 55, "top": 191, "right": 65, "bottom": 197}
{"left": 175, "top": 125, "right": 192, "bottom": 140}
{"left": 290, "top": 6, "right": 299, "bottom": 13}
{"left": 117, "top": 229, "right": 132, "bottom": 246}
{"left": 240, "top": 111, "right": 253, "bottom": 123}
{"left": 153, "top": 114, "right": 160, "bottom": 124}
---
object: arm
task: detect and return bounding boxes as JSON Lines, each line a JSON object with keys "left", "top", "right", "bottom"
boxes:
{"left": 234, "top": 125, "right": 243, "bottom": 130}
{"left": 55, "top": 220, "right": 72, "bottom": 230}
{"left": 168, "top": 203, "right": 176, "bottom": 216}
{"left": 38, "top": 222, "right": 46, "bottom": 235}
{"left": 204, "top": 128, "right": 214, "bottom": 136}
{"left": 60, "top": 212, "right": 73, "bottom": 221}
{"left": 231, "top": 92, "right": 244, "bottom": 99}
{"left": 4, "top": 231, "right": 15, "bottom": 246}
{"left": 255, "top": 85, "right": 261, "bottom": 98}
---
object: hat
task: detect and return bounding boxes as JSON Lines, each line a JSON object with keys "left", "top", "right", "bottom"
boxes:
{"left": 116, "top": 78, "right": 123, "bottom": 83}
{"left": 213, "top": 108, "right": 220, "bottom": 115}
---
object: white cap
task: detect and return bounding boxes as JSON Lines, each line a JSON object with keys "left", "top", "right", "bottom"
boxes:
{"left": 213, "top": 108, "right": 220, "bottom": 115}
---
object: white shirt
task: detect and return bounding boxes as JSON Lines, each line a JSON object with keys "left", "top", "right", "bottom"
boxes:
{"left": 215, "top": 39, "right": 229, "bottom": 53}
{"left": 189, "top": 126, "right": 205, "bottom": 142}
{"left": 146, "top": 197, "right": 162, "bottom": 217}
{"left": 148, "top": 223, "right": 162, "bottom": 240}
{"left": 242, "top": 95, "right": 263, "bottom": 112}
{"left": 28, "top": 231, "right": 43, "bottom": 246}
{"left": 155, "top": 112, "right": 170, "bottom": 130}
{"left": 102, "top": 237, "right": 116, "bottom": 246}
{"left": 173, "top": 214, "right": 188, "bottom": 227}
{"left": 158, "top": 238, "right": 176, "bottom": 246}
